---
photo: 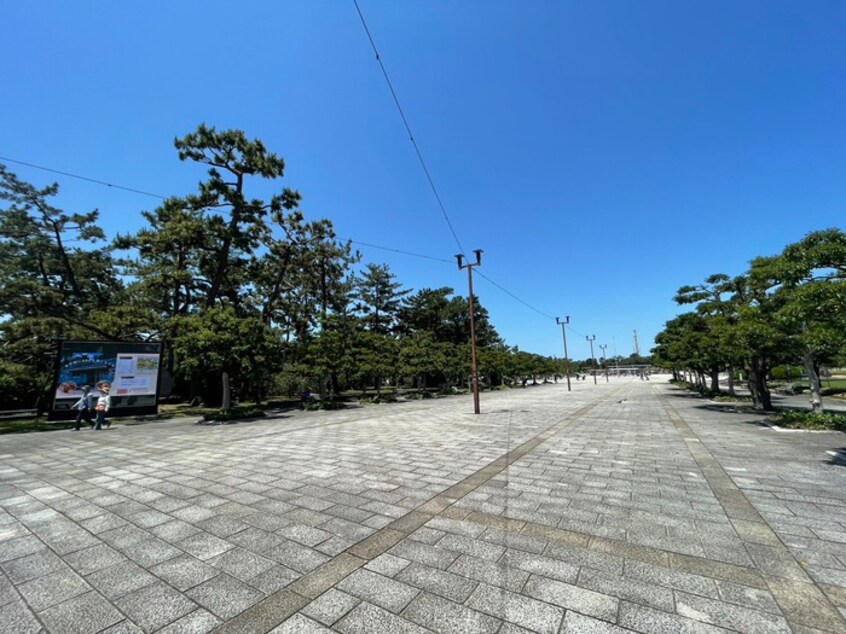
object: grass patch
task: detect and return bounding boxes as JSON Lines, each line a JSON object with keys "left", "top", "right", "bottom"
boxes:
{"left": 771, "top": 410, "right": 846, "bottom": 431}
{"left": 202, "top": 406, "right": 266, "bottom": 422}
{"left": 711, "top": 394, "right": 753, "bottom": 403}
{"left": 0, "top": 418, "right": 65, "bottom": 434}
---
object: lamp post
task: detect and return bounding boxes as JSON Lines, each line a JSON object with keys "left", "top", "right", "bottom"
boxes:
{"left": 586, "top": 335, "right": 597, "bottom": 385}
{"left": 599, "top": 344, "right": 609, "bottom": 382}
{"left": 556, "top": 317, "right": 571, "bottom": 392}
{"left": 456, "top": 250, "right": 483, "bottom": 414}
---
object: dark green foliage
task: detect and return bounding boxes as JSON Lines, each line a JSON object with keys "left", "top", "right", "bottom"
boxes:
{"left": 303, "top": 400, "right": 345, "bottom": 411}
{"left": 1, "top": 127, "right": 570, "bottom": 416}
{"left": 202, "top": 406, "right": 266, "bottom": 422}
{"left": 359, "top": 394, "right": 398, "bottom": 404}
{"left": 773, "top": 410, "right": 846, "bottom": 431}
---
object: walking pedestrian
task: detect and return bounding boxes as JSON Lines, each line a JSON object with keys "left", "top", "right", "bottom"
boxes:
{"left": 71, "top": 386, "right": 93, "bottom": 431}
{"left": 94, "top": 383, "right": 111, "bottom": 430}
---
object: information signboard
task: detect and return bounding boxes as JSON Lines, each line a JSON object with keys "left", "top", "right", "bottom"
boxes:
{"left": 49, "top": 341, "right": 163, "bottom": 420}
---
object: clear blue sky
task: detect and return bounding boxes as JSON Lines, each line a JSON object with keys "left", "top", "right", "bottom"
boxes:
{"left": 2, "top": 1, "right": 844, "bottom": 361}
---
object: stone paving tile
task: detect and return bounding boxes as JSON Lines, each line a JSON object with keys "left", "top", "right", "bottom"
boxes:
{"left": 115, "top": 581, "right": 196, "bottom": 633}
{"left": 465, "top": 581, "right": 564, "bottom": 634}
{"left": 206, "top": 546, "right": 275, "bottom": 582}
{"left": 336, "top": 568, "right": 419, "bottom": 613}
{"left": 1, "top": 548, "right": 65, "bottom": 583}
{"left": 403, "top": 591, "right": 501, "bottom": 633}
{"left": 395, "top": 561, "right": 478, "bottom": 602}
{"left": 524, "top": 573, "right": 619, "bottom": 622}
{"left": 364, "top": 552, "right": 411, "bottom": 577}
{"left": 623, "top": 558, "right": 720, "bottom": 597}
{"left": 577, "top": 565, "right": 676, "bottom": 612}
{"left": 150, "top": 555, "right": 220, "bottom": 591}
{"left": 18, "top": 567, "right": 91, "bottom": 612}
{"left": 155, "top": 608, "right": 220, "bottom": 634}
{"left": 0, "top": 535, "right": 45, "bottom": 562}
{"left": 101, "top": 620, "right": 145, "bottom": 633}
{"left": 123, "top": 537, "right": 183, "bottom": 567}
{"left": 39, "top": 590, "right": 124, "bottom": 633}
{"left": 2, "top": 381, "right": 846, "bottom": 633}
{"left": 0, "top": 599, "right": 41, "bottom": 634}
{"left": 86, "top": 560, "right": 158, "bottom": 600}
{"left": 715, "top": 579, "right": 783, "bottom": 614}
{"left": 300, "top": 588, "right": 360, "bottom": 626}
{"left": 674, "top": 590, "right": 791, "bottom": 634}
{"left": 177, "top": 531, "right": 235, "bottom": 561}
{"left": 247, "top": 564, "right": 300, "bottom": 594}
{"left": 389, "top": 537, "right": 461, "bottom": 570}
{"left": 335, "top": 600, "right": 430, "bottom": 634}
{"left": 501, "top": 548, "right": 580, "bottom": 584}
{"left": 269, "top": 612, "right": 334, "bottom": 633}
{"left": 186, "top": 572, "right": 264, "bottom": 619}
{"left": 448, "top": 553, "right": 531, "bottom": 593}
{"left": 150, "top": 519, "right": 201, "bottom": 543}
{"left": 560, "top": 610, "right": 634, "bottom": 633}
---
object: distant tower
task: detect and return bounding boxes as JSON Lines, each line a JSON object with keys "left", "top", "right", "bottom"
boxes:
{"left": 633, "top": 330, "right": 640, "bottom": 356}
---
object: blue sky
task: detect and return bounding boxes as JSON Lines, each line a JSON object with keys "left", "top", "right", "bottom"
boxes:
{"left": 2, "top": 1, "right": 844, "bottom": 361}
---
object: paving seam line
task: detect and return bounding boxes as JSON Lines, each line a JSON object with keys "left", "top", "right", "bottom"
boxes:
{"left": 213, "top": 387, "right": 624, "bottom": 634}
{"left": 654, "top": 385, "right": 846, "bottom": 633}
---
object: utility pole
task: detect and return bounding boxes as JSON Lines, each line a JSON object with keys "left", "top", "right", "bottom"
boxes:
{"left": 556, "top": 316, "right": 571, "bottom": 392}
{"left": 586, "top": 335, "right": 597, "bottom": 385}
{"left": 599, "top": 344, "right": 609, "bottom": 382}
{"left": 633, "top": 330, "right": 640, "bottom": 357}
{"left": 456, "top": 250, "right": 483, "bottom": 415}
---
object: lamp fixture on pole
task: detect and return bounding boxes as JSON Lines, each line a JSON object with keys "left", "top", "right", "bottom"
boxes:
{"left": 456, "top": 250, "right": 483, "bottom": 414}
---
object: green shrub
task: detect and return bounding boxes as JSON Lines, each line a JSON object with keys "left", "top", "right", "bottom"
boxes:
{"left": 273, "top": 369, "right": 312, "bottom": 398}
{"left": 772, "top": 410, "right": 846, "bottom": 431}
{"left": 202, "top": 406, "right": 265, "bottom": 422}
{"left": 405, "top": 391, "right": 434, "bottom": 400}
{"left": 770, "top": 365, "right": 804, "bottom": 381}
{"left": 360, "top": 394, "right": 398, "bottom": 404}
{"left": 303, "top": 400, "right": 345, "bottom": 411}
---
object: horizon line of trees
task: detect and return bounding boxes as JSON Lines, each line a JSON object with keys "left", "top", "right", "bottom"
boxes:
{"left": 652, "top": 229, "right": 846, "bottom": 411}
{"left": 0, "top": 124, "right": 628, "bottom": 411}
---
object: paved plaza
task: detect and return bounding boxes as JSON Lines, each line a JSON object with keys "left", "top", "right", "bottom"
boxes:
{"left": 0, "top": 378, "right": 845, "bottom": 634}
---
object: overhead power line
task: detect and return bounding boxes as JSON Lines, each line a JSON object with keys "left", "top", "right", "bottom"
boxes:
{"left": 475, "top": 270, "right": 555, "bottom": 322}
{"left": 0, "top": 155, "right": 166, "bottom": 200}
{"left": 0, "top": 153, "right": 561, "bottom": 323}
{"left": 340, "top": 238, "right": 453, "bottom": 264}
{"left": 352, "top": 0, "right": 466, "bottom": 257}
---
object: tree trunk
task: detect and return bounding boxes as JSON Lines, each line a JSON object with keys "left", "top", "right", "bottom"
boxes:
{"left": 727, "top": 365, "right": 735, "bottom": 396}
{"left": 803, "top": 347, "right": 823, "bottom": 412}
{"left": 709, "top": 366, "right": 720, "bottom": 394}
{"left": 745, "top": 359, "right": 772, "bottom": 411}
{"left": 221, "top": 372, "right": 231, "bottom": 410}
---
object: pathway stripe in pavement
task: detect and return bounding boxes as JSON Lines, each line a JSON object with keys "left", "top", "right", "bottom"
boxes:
{"left": 655, "top": 386, "right": 846, "bottom": 633}
{"left": 214, "top": 390, "right": 620, "bottom": 633}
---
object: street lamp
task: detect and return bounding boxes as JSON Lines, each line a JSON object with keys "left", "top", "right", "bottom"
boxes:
{"left": 599, "top": 344, "right": 609, "bottom": 382}
{"left": 586, "top": 335, "right": 597, "bottom": 385}
{"left": 456, "top": 249, "right": 483, "bottom": 414}
{"left": 555, "top": 317, "right": 571, "bottom": 392}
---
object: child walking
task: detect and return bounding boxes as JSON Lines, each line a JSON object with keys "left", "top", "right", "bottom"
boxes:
{"left": 94, "top": 383, "right": 111, "bottom": 430}
{"left": 71, "top": 386, "right": 93, "bottom": 431}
